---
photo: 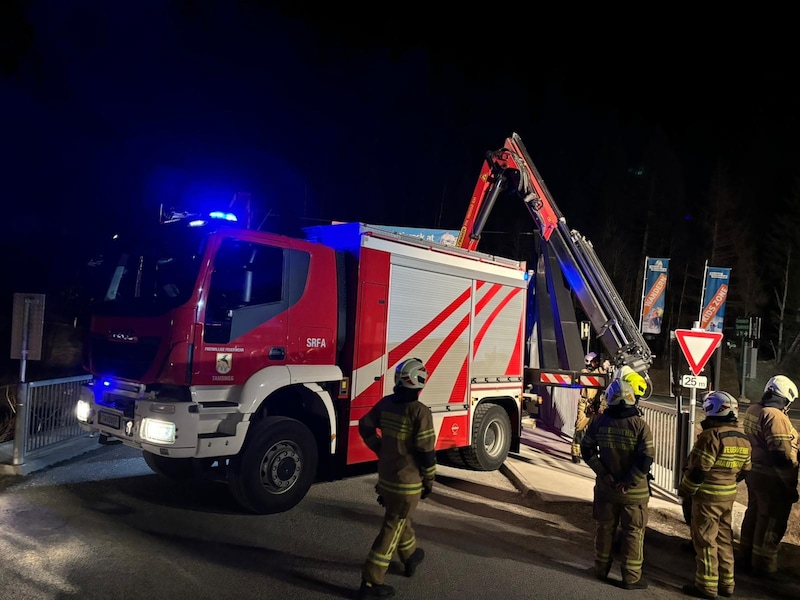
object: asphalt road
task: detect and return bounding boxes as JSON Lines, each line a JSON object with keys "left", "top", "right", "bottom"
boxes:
{"left": 1, "top": 444, "right": 798, "bottom": 600}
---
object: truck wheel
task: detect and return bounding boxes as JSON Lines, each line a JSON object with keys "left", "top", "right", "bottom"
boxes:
{"left": 228, "top": 416, "right": 318, "bottom": 514}
{"left": 442, "top": 448, "right": 466, "bottom": 467}
{"left": 460, "top": 403, "right": 511, "bottom": 471}
{"left": 143, "top": 451, "right": 195, "bottom": 480}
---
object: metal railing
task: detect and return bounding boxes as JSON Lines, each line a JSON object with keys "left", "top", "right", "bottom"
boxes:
{"left": 639, "top": 399, "right": 690, "bottom": 500}
{"left": 11, "top": 375, "right": 93, "bottom": 465}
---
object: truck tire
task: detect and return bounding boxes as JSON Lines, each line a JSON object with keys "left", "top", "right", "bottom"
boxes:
{"left": 143, "top": 451, "right": 195, "bottom": 480}
{"left": 460, "top": 403, "right": 512, "bottom": 471}
{"left": 228, "top": 416, "right": 318, "bottom": 514}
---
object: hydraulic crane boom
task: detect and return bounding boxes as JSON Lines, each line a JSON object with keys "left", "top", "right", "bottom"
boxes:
{"left": 457, "top": 133, "right": 652, "bottom": 379}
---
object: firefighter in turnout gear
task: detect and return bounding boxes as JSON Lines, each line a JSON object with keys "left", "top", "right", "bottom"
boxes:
{"left": 581, "top": 378, "right": 655, "bottom": 590}
{"left": 356, "top": 358, "right": 437, "bottom": 599}
{"left": 572, "top": 352, "right": 604, "bottom": 463}
{"left": 739, "top": 375, "right": 800, "bottom": 577}
{"left": 678, "top": 391, "right": 751, "bottom": 599}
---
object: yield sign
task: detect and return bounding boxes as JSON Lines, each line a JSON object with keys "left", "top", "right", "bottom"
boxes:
{"left": 675, "top": 329, "right": 724, "bottom": 376}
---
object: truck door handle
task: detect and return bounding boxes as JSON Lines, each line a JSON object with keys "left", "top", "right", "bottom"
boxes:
{"left": 269, "top": 347, "right": 285, "bottom": 360}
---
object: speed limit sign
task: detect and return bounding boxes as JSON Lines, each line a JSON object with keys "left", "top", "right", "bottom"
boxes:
{"left": 681, "top": 374, "right": 708, "bottom": 389}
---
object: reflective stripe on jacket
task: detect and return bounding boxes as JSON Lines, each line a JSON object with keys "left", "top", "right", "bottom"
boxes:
{"left": 359, "top": 392, "right": 437, "bottom": 496}
{"left": 742, "top": 403, "right": 798, "bottom": 490}
{"left": 679, "top": 421, "right": 751, "bottom": 501}
{"left": 582, "top": 407, "right": 655, "bottom": 504}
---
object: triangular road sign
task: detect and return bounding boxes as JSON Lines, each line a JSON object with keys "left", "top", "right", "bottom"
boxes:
{"left": 675, "top": 329, "right": 724, "bottom": 376}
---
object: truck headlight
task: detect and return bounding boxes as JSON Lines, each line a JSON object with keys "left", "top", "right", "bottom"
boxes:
{"left": 76, "top": 400, "right": 92, "bottom": 423}
{"left": 140, "top": 418, "right": 176, "bottom": 444}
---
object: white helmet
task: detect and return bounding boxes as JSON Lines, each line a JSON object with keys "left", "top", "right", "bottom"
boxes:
{"left": 585, "top": 352, "right": 598, "bottom": 366}
{"left": 764, "top": 375, "right": 798, "bottom": 408}
{"left": 605, "top": 379, "right": 637, "bottom": 407}
{"left": 702, "top": 391, "right": 739, "bottom": 420}
{"left": 394, "top": 358, "right": 428, "bottom": 390}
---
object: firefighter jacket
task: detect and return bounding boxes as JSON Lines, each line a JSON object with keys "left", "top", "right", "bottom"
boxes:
{"left": 580, "top": 366, "right": 601, "bottom": 402}
{"left": 580, "top": 404, "right": 655, "bottom": 504}
{"left": 359, "top": 390, "right": 437, "bottom": 497}
{"left": 580, "top": 366, "right": 607, "bottom": 416}
{"left": 742, "top": 399, "right": 799, "bottom": 492}
{"left": 678, "top": 419, "right": 751, "bottom": 502}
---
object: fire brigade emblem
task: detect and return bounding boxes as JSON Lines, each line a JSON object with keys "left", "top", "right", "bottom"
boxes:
{"left": 216, "top": 353, "right": 232, "bottom": 374}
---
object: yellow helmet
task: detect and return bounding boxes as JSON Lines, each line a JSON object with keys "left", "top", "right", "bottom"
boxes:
{"left": 622, "top": 371, "right": 648, "bottom": 398}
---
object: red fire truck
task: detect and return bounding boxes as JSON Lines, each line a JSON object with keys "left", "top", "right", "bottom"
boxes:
{"left": 77, "top": 215, "right": 528, "bottom": 514}
{"left": 76, "top": 132, "right": 651, "bottom": 514}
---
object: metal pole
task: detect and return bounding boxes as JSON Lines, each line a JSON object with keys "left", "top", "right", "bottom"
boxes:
{"left": 688, "top": 386, "right": 697, "bottom": 454}
{"left": 13, "top": 298, "right": 32, "bottom": 466}
{"left": 19, "top": 297, "right": 30, "bottom": 384}
{"left": 687, "top": 319, "right": 702, "bottom": 453}
{"left": 740, "top": 338, "right": 747, "bottom": 400}
{"left": 697, "top": 260, "right": 709, "bottom": 325}
{"left": 638, "top": 256, "right": 649, "bottom": 332}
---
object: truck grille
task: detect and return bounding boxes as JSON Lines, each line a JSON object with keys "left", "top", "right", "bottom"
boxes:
{"left": 88, "top": 334, "right": 161, "bottom": 381}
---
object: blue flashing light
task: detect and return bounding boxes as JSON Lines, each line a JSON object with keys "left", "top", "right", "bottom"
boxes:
{"left": 102, "top": 380, "right": 111, "bottom": 387}
{"left": 209, "top": 211, "right": 238, "bottom": 222}
{"left": 189, "top": 219, "right": 207, "bottom": 227}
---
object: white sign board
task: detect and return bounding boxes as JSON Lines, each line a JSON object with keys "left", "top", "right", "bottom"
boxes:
{"left": 681, "top": 374, "right": 708, "bottom": 389}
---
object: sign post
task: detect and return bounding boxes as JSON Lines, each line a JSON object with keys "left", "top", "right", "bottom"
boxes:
{"left": 675, "top": 325, "right": 724, "bottom": 453}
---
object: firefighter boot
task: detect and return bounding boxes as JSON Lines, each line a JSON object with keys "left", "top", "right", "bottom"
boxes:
{"left": 681, "top": 583, "right": 718, "bottom": 599}
{"left": 618, "top": 578, "right": 649, "bottom": 590}
{"left": 404, "top": 548, "right": 425, "bottom": 577}
{"left": 357, "top": 580, "right": 395, "bottom": 599}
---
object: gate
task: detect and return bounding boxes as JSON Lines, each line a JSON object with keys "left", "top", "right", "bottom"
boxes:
{"left": 8, "top": 375, "right": 93, "bottom": 465}
{"left": 639, "top": 399, "right": 690, "bottom": 500}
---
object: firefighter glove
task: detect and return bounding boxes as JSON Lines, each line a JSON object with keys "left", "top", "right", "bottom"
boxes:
{"left": 601, "top": 474, "right": 615, "bottom": 488}
{"left": 421, "top": 484, "right": 433, "bottom": 500}
{"left": 615, "top": 481, "right": 630, "bottom": 495}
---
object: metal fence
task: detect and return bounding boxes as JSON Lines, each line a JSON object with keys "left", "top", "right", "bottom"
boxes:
{"left": 538, "top": 389, "right": 691, "bottom": 503}
{"left": 11, "top": 375, "right": 93, "bottom": 464}
{"left": 639, "top": 399, "right": 690, "bottom": 500}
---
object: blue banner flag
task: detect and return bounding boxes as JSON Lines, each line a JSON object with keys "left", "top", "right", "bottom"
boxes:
{"left": 700, "top": 266, "right": 731, "bottom": 332}
{"left": 641, "top": 258, "right": 669, "bottom": 334}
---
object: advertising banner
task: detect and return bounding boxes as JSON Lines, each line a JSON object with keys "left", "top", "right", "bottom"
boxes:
{"left": 700, "top": 266, "right": 731, "bottom": 332}
{"left": 640, "top": 258, "right": 669, "bottom": 334}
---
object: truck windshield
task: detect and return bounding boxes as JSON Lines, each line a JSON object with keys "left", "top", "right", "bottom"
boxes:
{"left": 86, "top": 222, "right": 209, "bottom": 317}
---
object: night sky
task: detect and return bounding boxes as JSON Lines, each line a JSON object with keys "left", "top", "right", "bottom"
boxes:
{"left": 2, "top": 3, "right": 799, "bottom": 337}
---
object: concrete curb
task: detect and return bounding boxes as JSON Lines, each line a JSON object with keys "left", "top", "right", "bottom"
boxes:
{"left": 0, "top": 434, "right": 101, "bottom": 476}
{"left": 499, "top": 459, "right": 539, "bottom": 501}
{"left": 500, "top": 451, "right": 747, "bottom": 540}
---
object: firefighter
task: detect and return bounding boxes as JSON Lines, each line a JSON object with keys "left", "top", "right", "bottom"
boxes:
{"left": 581, "top": 378, "right": 655, "bottom": 590}
{"left": 356, "top": 358, "right": 437, "bottom": 600}
{"left": 738, "top": 374, "right": 800, "bottom": 577}
{"left": 572, "top": 352, "right": 603, "bottom": 464}
{"left": 678, "top": 391, "right": 751, "bottom": 599}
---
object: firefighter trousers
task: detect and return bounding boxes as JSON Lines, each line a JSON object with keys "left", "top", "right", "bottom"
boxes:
{"left": 739, "top": 472, "right": 794, "bottom": 573}
{"left": 690, "top": 497, "right": 735, "bottom": 597}
{"left": 571, "top": 399, "right": 590, "bottom": 457}
{"left": 593, "top": 499, "right": 648, "bottom": 584}
{"left": 362, "top": 492, "right": 421, "bottom": 585}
